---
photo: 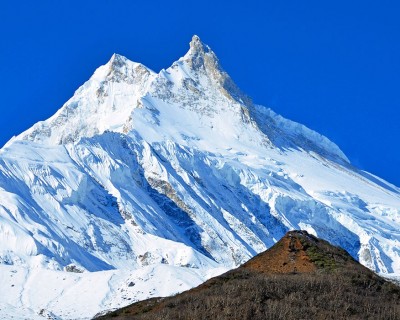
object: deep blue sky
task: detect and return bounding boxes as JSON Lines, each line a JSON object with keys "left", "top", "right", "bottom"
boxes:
{"left": 1, "top": 1, "right": 399, "bottom": 186}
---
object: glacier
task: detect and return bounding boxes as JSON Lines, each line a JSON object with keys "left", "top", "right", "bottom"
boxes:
{"left": 0, "top": 35, "right": 399, "bottom": 319}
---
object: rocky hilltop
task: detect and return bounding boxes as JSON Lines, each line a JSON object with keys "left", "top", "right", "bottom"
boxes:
{"left": 97, "top": 231, "right": 400, "bottom": 320}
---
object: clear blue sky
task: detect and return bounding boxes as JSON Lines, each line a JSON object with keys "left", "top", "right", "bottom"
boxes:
{"left": 1, "top": 1, "right": 399, "bottom": 186}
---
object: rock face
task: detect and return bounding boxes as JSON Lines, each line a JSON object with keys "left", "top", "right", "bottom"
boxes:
{"left": 96, "top": 231, "right": 400, "bottom": 320}
{"left": 0, "top": 35, "right": 400, "bottom": 318}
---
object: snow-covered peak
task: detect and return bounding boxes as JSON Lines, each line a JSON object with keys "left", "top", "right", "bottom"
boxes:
{"left": 109, "top": 53, "right": 129, "bottom": 68}
{"left": 8, "top": 36, "right": 346, "bottom": 165}
{"left": 1, "top": 36, "right": 400, "bottom": 319}
{"left": 103, "top": 53, "right": 155, "bottom": 84}
{"left": 10, "top": 54, "right": 156, "bottom": 145}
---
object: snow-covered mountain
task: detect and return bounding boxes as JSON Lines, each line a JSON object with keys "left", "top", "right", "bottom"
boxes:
{"left": 1, "top": 35, "right": 399, "bottom": 319}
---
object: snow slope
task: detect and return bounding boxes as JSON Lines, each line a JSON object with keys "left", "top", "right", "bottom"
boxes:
{"left": 0, "top": 35, "right": 399, "bottom": 319}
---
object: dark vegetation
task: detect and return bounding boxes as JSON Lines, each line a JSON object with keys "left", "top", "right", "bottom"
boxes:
{"left": 96, "top": 231, "right": 400, "bottom": 320}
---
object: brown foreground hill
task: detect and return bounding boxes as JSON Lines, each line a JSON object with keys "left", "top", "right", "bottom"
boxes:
{"left": 96, "top": 230, "right": 400, "bottom": 320}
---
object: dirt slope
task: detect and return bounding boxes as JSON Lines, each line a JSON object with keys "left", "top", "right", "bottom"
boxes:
{"left": 96, "top": 231, "right": 400, "bottom": 320}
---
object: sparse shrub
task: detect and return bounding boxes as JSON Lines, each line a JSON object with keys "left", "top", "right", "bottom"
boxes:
{"left": 96, "top": 232, "right": 400, "bottom": 320}
{"left": 96, "top": 269, "right": 400, "bottom": 320}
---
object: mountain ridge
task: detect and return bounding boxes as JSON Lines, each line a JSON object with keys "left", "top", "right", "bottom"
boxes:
{"left": 6, "top": 35, "right": 347, "bottom": 164}
{"left": 0, "top": 35, "right": 399, "bottom": 319}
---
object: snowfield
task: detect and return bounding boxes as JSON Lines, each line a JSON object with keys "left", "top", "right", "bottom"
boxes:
{"left": 0, "top": 264, "right": 226, "bottom": 319}
{"left": 0, "top": 35, "right": 399, "bottom": 319}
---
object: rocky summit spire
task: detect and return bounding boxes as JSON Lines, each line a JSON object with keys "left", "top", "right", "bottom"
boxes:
{"left": 181, "top": 35, "right": 252, "bottom": 106}
{"left": 108, "top": 53, "right": 128, "bottom": 69}
{"left": 183, "top": 35, "right": 218, "bottom": 71}
{"left": 189, "top": 35, "right": 210, "bottom": 54}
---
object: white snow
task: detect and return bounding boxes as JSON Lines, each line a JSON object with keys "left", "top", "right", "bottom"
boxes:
{"left": 0, "top": 264, "right": 227, "bottom": 319}
{"left": 0, "top": 35, "right": 399, "bottom": 318}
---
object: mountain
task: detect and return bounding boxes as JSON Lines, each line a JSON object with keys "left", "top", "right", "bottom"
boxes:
{"left": 0, "top": 35, "right": 399, "bottom": 319}
{"left": 96, "top": 230, "right": 400, "bottom": 320}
